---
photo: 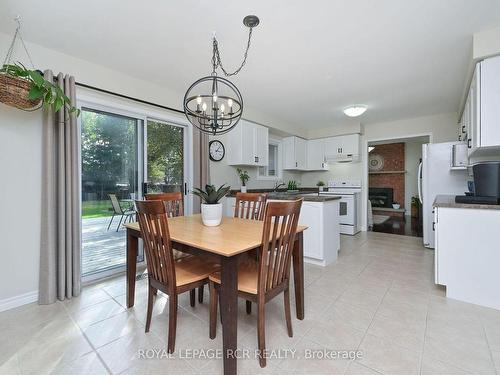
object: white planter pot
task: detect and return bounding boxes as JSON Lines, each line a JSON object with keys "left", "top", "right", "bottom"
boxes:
{"left": 241, "top": 186, "right": 247, "bottom": 193}
{"left": 201, "top": 203, "right": 223, "bottom": 226}
{"left": 318, "top": 186, "right": 324, "bottom": 192}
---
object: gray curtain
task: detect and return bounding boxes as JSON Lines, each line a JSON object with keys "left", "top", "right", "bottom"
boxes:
{"left": 39, "top": 71, "right": 81, "bottom": 304}
{"left": 192, "top": 128, "right": 210, "bottom": 213}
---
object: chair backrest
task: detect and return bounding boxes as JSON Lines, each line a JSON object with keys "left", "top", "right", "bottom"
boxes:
{"left": 135, "top": 200, "right": 176, "bottom": 288}
{"left": 145, "top": 192, "right": 184, "bottom": 217}
{"left": 234, "top": 193, "right": 268, "bottom": 221}
{"left": 108, "top": 194, "right": 123, "bottom": 214}
{"left": 258, "top": 199, "right": 302, "bottom": 295}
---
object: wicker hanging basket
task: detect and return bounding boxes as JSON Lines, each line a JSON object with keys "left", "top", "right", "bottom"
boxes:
{"left": 1, "top": 17, "right": 42, "bottom": 111}
{"left": 0, "top": 73, "right": 42, "bottom": 110}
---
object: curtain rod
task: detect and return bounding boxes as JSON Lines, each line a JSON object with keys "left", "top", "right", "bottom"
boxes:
{"left": 75, "top": 82, "right": 185, "bottom": 115}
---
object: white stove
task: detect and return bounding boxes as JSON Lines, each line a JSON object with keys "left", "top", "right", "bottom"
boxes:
{"left": 319, "top": 180, "right": 362, "bottom": 235}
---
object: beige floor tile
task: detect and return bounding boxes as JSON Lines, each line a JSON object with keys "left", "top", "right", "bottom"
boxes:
{"left": 49, "top": 351, "right": 109, "bottom": 375}
{"left": 491, "top": 350, "right": 500, "bottom": 374}
{"left": 71, "top": 299, "right": 126, "bottom": 329}
{"left": 83, "top": 311, "right": 144, "bottom": 348}
{"left": 319, "top": 301, "right": 375, "bottom": 332}
{"left": 358, "top": 334, "right": 421, "bottom": 375}
{"left": 304, "top": 319, "right": 365, "bottom": 350}
{"left": 345, "top": 362, "right": 384, "bottom": 375}
{"left": 420, "top": 353, "right": 473, "bottom": 375}
{"left": 367, "top": 312, "right": 425, "bottom": 352}
{"left": 63, "top": 288, "right": 112, "bottom": 312}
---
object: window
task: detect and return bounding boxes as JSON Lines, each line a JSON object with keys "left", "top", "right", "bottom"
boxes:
{"left": 258, "top": 139, "right": 282, "bottom": 180}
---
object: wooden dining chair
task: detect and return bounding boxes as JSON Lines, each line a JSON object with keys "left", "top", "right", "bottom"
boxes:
{"left": 234, "top": 192, "right": 268, "bottom": 220}
{"left": 135, "top": 200, "right": 220, "bottom": 353}
{"left": 144, "top": 192, "right": 203, "bottom": 305}
{"left": 209, "top": 199, "right": 303, "bottom": 367}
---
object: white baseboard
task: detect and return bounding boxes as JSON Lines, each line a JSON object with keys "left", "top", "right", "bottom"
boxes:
{"left": 0, "top": 290, "right": 38, "bottom": 312}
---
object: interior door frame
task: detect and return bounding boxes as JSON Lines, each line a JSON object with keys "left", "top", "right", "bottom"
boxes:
{"left": 77, "top": 88, "right": 194, "bottom": 283}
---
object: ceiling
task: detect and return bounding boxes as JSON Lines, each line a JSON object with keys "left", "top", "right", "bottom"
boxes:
{"left": 1, "top": 0, "right": 500, "bottom": 130}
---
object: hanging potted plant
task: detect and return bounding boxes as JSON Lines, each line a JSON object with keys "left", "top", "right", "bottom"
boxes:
{"left": 0, "top": 18, "right": 79, "bottom": 115}
{"left": 236, "top": 168, "right": 250, "bottom": 193}
{"left": 193, "top": 184, "right": 231, "bottom": 226}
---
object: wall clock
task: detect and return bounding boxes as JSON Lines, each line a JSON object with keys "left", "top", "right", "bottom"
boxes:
{"left": 369, "top": 154, "right": 384, "bottom": 171}
{"left": 209, "top": 140, "right": 225, "bottom": 161}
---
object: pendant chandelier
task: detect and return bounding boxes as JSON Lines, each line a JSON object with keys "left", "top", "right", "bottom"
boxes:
{"left": 183, "top": 15, "right": 259, "bottom": 135}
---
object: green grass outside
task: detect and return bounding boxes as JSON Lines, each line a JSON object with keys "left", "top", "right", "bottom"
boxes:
{"left": 82, "top": 200, "right": 113, "bottom": 219}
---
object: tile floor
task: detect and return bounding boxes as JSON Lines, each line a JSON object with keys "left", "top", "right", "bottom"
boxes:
{"left": 1, "top": 232, "right": 500, "bottom": 375}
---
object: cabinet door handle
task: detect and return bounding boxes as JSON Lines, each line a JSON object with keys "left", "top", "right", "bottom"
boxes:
{"left": 295, "top": 162, "right": 298, "bottom": 167}
{"left": 461, "top": 125, "right": 465, "bottom": 133}
{"left": 432, "top": 222, "right": 435, "bottom": 231}
{"left": 467, "top": 138, "right": 471, "bottom": 148}
{"left": 254, "top": 156, "right": 258, "bottom": 163}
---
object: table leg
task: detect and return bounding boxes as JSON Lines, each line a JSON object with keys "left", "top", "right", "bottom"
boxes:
{"left": 292, "top": 231, "right": 304, "bottom": 320}
{"left": 126, "top": 229, "right": 138, "bottom": 308}
{"left": 220, "top": 255, "right": 238, "bottom": 375}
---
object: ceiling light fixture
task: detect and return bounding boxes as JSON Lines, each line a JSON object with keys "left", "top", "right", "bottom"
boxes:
{"left": 183, "top": 15, "right": 259, "bottom": 135}
{"left": 343, "top": 105, "right": 367, "bottom": 117}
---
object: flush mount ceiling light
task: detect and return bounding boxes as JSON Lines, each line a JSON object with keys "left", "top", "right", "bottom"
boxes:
{"left": 183, "top": 15, "right": 260, "bottom": 135}
{"left": 343, "top": 105, "right": 367, "bottom": 117}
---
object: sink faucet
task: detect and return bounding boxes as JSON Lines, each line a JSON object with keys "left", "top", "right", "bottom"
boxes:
{"left": 273, "top": 182, "right": 286, "bottom": 191}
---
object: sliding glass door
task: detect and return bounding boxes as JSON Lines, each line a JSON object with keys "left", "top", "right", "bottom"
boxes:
{"left": 80, "top": 106, "right": 190, "bottom": 279}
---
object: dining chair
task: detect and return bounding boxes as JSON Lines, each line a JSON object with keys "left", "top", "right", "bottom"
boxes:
{"left": 135, "top": 199, "right": 220, "bottom": 353}
{"left": 234, "top": 192, "right": 268, "bottom": 220}
{"left": 234, "top": 192, "right": 268, "bottom": 314}
{"left": 107, "top": 193, "right": 135, "bottom": 231}
{"left": 144, "top": 192, "right": 202, "bottom": 305}
{"left": 209, "top": 199, "right": 303, "bottom": 367}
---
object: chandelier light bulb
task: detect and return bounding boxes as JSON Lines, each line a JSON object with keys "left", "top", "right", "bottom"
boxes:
{"left": 220, "top": 104, "right": 225, "bottom": 113}
{"left": 227, "top": 99, "right": 233, "bottom": 107}
{"left": 202, "top": 102, "right": 207, "bottom": 112}
{"left": 213, "top": 94, "right": 218, "bottom": 103}
{"left": 196, "top": 96, "right": 202, "bottom": 105}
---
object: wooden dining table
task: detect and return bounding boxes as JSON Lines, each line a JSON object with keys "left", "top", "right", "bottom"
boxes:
{"left": 124, "top": 214, "right": 306, "bottom": 375}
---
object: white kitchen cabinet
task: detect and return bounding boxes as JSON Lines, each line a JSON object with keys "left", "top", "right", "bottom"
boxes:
{"left": 324, "top": 134, "right": 360, "bottom": 162}
{"left": 434, "top": 203, "right": 500, "bottom": 310}
{"left": 306, "top": 139, "right": 328, "bottom": 171}
{"left": 227, "top": 120, "right": 268, "bottom": 166}
{"left": 462, "top": 56, "right": 500, "bottom": 156}
{"left": 283, "top": 136, "right": 307, "bottom": 170}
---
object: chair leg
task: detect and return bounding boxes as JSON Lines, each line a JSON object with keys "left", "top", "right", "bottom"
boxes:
{"left": 167, "top": 294, "right": 178, "bottom": 353}
{"left": 246, "top": 300, "right": 252, "bottom": 314}
{"left": 107, "top": 214, "right": 115, "bottom": 231}
{"left": 198, "top": 285, "right": 204, "bottom": 303}
{"left": 189, "top": 289, "right": 196, "bottom": 307}
{"left": 284, "top": 287, "right": 293, "bottom": 337}
{"left": 145, "top": 284, "right": 155, "bottom": 333}
{"left": 257, "top": 301, "right": 266, "bottom": 368}
{"left": 209, "top": 281, "right": 218, "bottom": 339}
{"left": 116, "top": 214, "right": 124, "bottom": 232}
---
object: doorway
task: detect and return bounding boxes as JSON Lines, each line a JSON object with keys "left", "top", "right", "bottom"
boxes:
{"left": 367, "top": 136, "right": 429, "bottom": 237}
{"left": 80, "top": 106, "right": 191, "bottom": 280}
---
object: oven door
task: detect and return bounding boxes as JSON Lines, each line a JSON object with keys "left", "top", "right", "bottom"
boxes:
{"left": 339, "top": 195, "right": 354, "bottom": 225}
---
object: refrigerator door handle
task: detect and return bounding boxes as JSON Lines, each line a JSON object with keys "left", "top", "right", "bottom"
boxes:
{"left": 417, "top": 161, "right": 423, "bottom": 204}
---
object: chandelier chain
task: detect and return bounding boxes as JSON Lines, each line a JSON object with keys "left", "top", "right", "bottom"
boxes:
{"left": 212, "top": 27, "right": 253, "bottom": 77}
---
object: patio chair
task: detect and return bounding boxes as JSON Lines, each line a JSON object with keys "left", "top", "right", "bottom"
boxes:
{"left": 107, "top": 193, "right": 135, "bottom": 232}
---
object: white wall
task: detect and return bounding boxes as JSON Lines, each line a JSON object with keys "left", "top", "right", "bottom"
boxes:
{"left": 0, "top": 104, "right": 41, "bottom": 309}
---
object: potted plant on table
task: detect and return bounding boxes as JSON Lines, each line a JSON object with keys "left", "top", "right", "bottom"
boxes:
{"left": 316, "top": 181, "right": 325, "bottom": 192}
{"left": 193, "top": 184, "right": 231, "bottom": 227}
{"left": 236, "top": 168, "right": 249, "bottom": 193}
{"left": 287, "top": 180, "right": 299, "bottom": 192}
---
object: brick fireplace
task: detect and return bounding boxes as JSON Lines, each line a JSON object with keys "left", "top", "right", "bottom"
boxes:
{"left": 369, "top": 142, "right": 405, "bottom": 217}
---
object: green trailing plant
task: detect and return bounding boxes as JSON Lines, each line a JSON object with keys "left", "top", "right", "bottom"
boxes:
{"left": 316, "top": 181, "right": 325, "bottom": 187}
{"left": 411, "top": 195, "right": 421, "bottom": 208}
{"left": 1, "top": 62, "right": 80, "bottom": 115}
{"left": 287, "top": 180, "right": 299, "bottom": 191}
{"left": 192, "top": 184, "right": 231, "bottom": 204}
{"left": 236, "top": 168, "right": 250, "bottom": 186}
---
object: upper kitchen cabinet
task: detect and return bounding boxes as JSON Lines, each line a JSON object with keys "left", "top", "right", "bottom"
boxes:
{"left": 306, "top": 138, "right": 328, "bottom": 170}
{"left": 283, "top": 136, "right": 307, "bottom": 170}
{"left": 462, "top": 56, "right": 500, "bottom": 157}
{"left": 227, "top": 120, "right": 268, "bottom": 166}
{"left": 324, "top": 134, "right": 360, "bottom": 162}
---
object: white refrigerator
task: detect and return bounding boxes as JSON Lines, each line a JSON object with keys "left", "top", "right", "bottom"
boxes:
{"left": 419, "top": 142, "right": 468, "bottom": 248}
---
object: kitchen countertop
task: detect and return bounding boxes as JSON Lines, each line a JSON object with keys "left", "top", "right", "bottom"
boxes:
{"left": 433, "top": 194, "right": 500, "bottom": 210}
{"left": 227, "top": 189, "right": 341, "bottom": 202}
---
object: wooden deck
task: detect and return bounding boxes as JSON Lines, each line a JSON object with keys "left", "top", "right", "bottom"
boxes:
{"left": 82, "top": 216, "right": 131, "bottom": 276}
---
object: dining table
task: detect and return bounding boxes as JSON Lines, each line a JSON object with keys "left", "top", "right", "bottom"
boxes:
{"left": 124, "top": 214, "right": 306, "bottom": 375}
